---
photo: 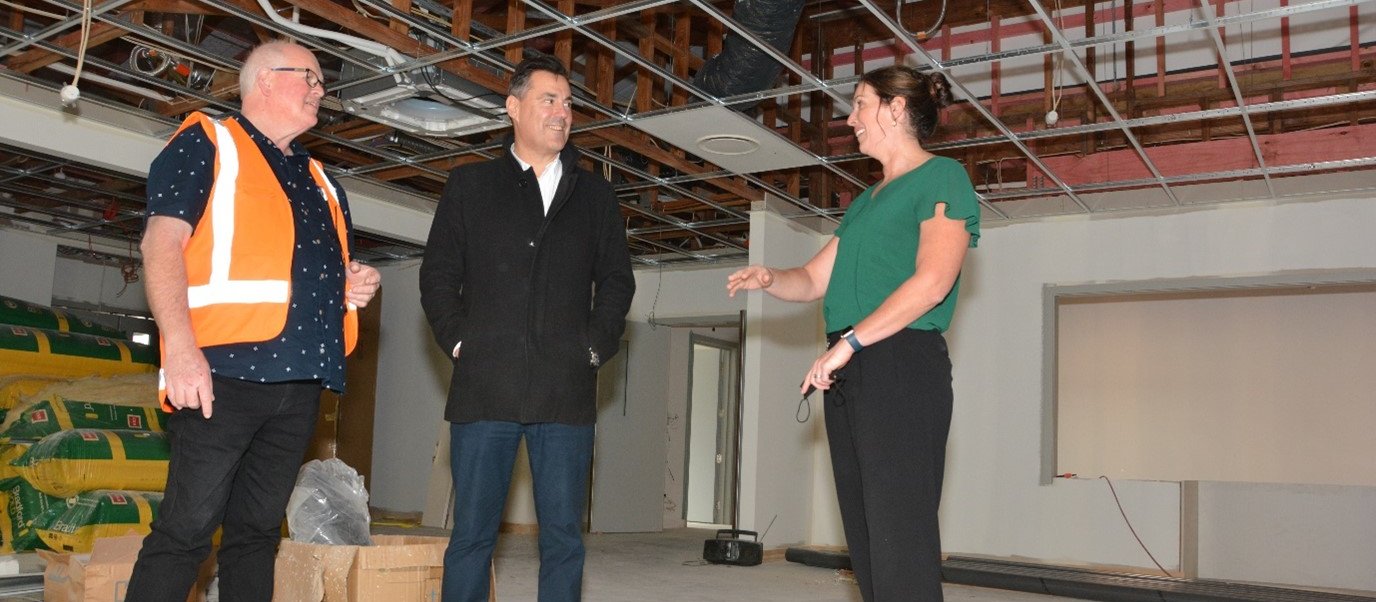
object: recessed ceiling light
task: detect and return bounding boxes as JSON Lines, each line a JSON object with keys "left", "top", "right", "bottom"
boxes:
{"left": 696, "top": 134, "right": 761, "bottom": 156}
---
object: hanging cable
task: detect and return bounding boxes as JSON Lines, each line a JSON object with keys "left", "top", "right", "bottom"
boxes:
{"left": 60, "top": 0, "right": 94, "bottom": 106}
{"left": 895, "top": 0, "right": 947, "bottom": 42}
{"left": 1046, "top": 0, "right": 1067, "bottom": 126}
{"left": 253, "top": 0, "right": 405, "bottom": 67}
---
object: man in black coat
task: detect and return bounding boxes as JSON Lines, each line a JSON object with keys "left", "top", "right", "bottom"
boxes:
{"left": 419, "top": 54, "right": 635, "bottom": 602}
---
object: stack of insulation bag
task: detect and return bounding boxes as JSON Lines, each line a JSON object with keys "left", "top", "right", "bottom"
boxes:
{"left": 0, "top": 294, "right": 166, "bottom": 554}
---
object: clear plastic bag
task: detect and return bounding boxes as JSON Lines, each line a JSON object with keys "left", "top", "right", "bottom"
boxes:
{"left": 285, "top": 458, "right": 373, "bottom": 545}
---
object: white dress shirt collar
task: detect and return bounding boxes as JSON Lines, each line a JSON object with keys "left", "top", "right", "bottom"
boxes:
{"left": 511, "top": 144, "right": 563, "bottom": 215}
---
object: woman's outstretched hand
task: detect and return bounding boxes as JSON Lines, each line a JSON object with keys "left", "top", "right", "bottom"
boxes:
{"left": 727, "top": 265, "right": 775, "bottom": 297}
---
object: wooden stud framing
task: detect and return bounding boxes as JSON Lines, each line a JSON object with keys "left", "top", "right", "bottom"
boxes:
{"left": 505, "top": 0, "right": 525, "bottom": 65}
{"left": 636, "top": 12, "right": 655, "bottom": 114}
{"left": 450, "top": 0, "right": 472, "bottom": 41}
{"left": 389, "top": 0, "right": 412, "bottom": 35}
{"left": 555, "top": 0, "right": 574, "bottom": 67}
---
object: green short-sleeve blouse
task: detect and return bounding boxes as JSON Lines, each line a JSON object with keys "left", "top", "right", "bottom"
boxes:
{"left": 823, "top": 156, "right": 980, "bottom": 333}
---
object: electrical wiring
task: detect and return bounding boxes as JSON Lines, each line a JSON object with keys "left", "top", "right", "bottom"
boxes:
{"left": 351, "top": 0, "right": 380, "bottom": 20}
{"left": 58, "top": 0, "right": 94, "bottom": 105}
{"left": 73, "top": 0, "right": 93, "bottom": 80}
{"left": 1098, "top": 475, "right": 1175, "bottom": 578}
{"left": 418, "top": 65, "right": 504, "bottom": 115}
{"left": 1047, "top": 0, "right": 1068, "bottom": 126}
{"left": 894, "top": 0, "right": 947, "bottom": 41}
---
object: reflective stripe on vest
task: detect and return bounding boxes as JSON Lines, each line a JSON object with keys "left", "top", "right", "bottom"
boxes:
{"left": 185, "top": 119, "right": 291, "bottom": 309}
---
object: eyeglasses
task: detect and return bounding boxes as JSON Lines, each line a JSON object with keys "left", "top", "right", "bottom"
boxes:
{"left": 269, "top": 67, "right": 325, "bottom": 90}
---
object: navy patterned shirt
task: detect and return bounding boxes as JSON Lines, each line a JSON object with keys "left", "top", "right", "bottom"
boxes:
{"left": 145, "top": 113, "right": 352, "bottom": 392}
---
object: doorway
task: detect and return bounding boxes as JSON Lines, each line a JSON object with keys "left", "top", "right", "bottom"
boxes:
{"left": 683, "top": 334, "right": 741, "bottom": 527}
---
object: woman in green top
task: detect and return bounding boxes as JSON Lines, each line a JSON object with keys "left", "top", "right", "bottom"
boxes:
{"left": 727, "top": 65, "right": 979, "bottom": 601}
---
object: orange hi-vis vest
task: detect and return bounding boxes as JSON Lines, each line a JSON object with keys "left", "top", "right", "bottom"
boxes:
{"left": 157, "top": 112, "right": 358, "bottom": 404}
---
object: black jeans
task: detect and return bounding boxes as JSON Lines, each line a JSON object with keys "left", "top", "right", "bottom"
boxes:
{"left": 127, "top": 376, "right": 321, "bottom": 602}
{"left": 824, "top": 328, "right": 954, "bottom": 602}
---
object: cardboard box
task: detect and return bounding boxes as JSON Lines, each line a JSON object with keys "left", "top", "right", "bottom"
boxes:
{"left": 273, "top": 535, "right": 447, "bottom": 602}
{"left": 41, "top": 534, "right": 214, "bottom": 602}
{"left": 39, "top": 550, "right": 87, "bottom": 602}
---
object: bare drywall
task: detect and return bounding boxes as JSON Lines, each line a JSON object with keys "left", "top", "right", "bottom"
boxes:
{"left": 591, "top": 322, "right": 671, "bottom": 533}
{"left": 738, "top": 210, "right": 827, "bottom": 547}
{"left": 0, "top": 229, "right": 56, "bottom": 305}
{"left": 370, "top": 261, "right": 453, "bottom": 513}
{"left": 944, "top": 195, "right": 1376, "bottom": 589}
{"left": 1058, "top": 284, "right": 1376, "bottom": 486}
{"left": 1194, "top": 481, "right": 1376, "bottom": 591}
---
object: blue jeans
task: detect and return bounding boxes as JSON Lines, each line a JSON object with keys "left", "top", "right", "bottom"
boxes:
{"left": 127, "top": 376, "right": 321, "bottom": 602}
{"left": 443, "top": 421, "right": 594, "bottom": 602}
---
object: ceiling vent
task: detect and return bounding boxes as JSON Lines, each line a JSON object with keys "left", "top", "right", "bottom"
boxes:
{"left": 630, "top": 106, "right": 819, "bottom": 174}
{"left": 338, "top": 58, "right": 508, "bottom": 138}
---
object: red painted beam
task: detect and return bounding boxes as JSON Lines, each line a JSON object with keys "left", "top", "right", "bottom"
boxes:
{"left": 1025, "top": 123, "right": 1376, "bottom": 187}
{"left": 812, "top": 0, "right": 1199, "bottom": 71}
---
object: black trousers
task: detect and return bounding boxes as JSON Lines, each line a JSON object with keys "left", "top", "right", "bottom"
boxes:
{"left": 824, "top": 328, "right": 954, "bottom": 602}
{"left": 127, "top": 376, "right": 321, "bottom": 602}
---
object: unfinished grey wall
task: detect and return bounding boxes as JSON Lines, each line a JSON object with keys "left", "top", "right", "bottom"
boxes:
{"left": 739, "top": 210, "right": 827, "bottom": 547}
{"left": 663, "top": 328, "right": 692, "bottom": 530}
{"left": 1194, "top": 482, "right": 1376, "bottom": 591}
{"left": 590, "top": 321, "right": 670, "bottom": 532}
{"left": 0, "top": 229, "right": 57, "bottom": 305}
{"left": 370, "top": 260, "right": 451, "bottom": 512}
{"left": 50, "top": 256, "right": 150, "bottom": 314}
{"left": 945, "top": 195, "right": 1376, "bottom": 590}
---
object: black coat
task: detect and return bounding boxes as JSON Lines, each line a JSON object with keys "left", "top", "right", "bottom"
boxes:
{"left": 419, "top": 142, "right": 635, "bottom": 425}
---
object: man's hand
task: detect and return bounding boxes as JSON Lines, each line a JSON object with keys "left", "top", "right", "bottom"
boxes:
{"left": 163, "top": 344, "right": 215, "bottom": 418}
{"left": 346, "top": 261, "right": 381, "bottom": 308}
{"left": 142, "top": 215, "right": 213, "bottom": 417}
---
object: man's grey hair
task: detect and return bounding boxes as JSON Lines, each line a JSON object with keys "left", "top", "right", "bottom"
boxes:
{"left": 238, "top": 41, "right": 302, "bottom": 98}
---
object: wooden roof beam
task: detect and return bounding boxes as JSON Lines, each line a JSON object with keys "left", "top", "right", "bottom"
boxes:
{"left": 277, "top": 0, "right": 510, "bottom": 93}
{"left": 7, "top": 21, "right": 128, "bottom": 73}
{"left": 585, "top": 126, "right": 763, "bottom": 203}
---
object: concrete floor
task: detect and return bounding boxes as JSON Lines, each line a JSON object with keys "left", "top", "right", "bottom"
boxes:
{"left": 2, "top": 528, "right": 1098, "bottom": 601}
{"left": 483, "top": 527, "right": 1091, "bottom": 602}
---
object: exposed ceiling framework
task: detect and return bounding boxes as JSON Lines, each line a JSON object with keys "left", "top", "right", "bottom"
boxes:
{"left": 0, "top": 0, "right": 1373, "bottom": 266}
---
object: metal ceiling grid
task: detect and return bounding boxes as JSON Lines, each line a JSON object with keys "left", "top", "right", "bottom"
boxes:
{"left": 0, "top": 0, "right": 1373, "bottom": 267}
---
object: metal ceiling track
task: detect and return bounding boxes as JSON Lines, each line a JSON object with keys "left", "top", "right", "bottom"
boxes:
{"left": 1027, "top": 0, "right": 1181, "bottom": 207}
{"left": 1196, "top": 0, "right": 1274, "bottom": 199}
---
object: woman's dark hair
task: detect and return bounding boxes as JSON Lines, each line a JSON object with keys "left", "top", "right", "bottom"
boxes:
{"left": 509, "top": 54, "right": 570, "bottom": 98}
{"left": 858, "top": 65, "right": 954, "bottom": 142}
